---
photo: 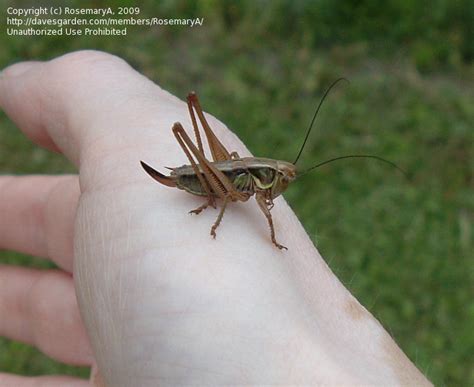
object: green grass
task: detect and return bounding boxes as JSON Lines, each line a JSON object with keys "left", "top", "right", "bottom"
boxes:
{"left": 1, "top": 1, "right": 473, "bottom": 385}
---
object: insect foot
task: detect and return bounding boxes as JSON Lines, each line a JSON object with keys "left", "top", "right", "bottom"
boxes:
{"left": 189, "top": 203, "right": 208, "bottom": 215}
{"left": 210, "top": 227, "right": 217, "bottom": 239}
{"left": 274, "top": 241, "right": 288, "bottom": 250}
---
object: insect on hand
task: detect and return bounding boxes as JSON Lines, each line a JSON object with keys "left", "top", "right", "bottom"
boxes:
{"left": 141, "top": 79, "right": 405, "bottom": 250}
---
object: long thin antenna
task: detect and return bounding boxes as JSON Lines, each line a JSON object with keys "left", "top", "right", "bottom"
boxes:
{"left": 293, "top": 77, "right": 349, "bottom": 165}
{"left": 298, "top": 154, "right": 408, "bottom": 177}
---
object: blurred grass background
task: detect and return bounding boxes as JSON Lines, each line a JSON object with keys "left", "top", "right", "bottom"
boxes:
{"left": 0, "top": 0, "right": 473, "bottom": 385}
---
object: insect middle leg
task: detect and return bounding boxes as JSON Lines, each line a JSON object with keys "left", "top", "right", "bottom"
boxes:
{"left": 210, "top": 196, "right": 230, "bottom": 238}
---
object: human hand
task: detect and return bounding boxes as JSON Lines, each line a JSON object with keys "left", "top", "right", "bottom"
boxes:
{"left": 0, "top": 51, "right": 431, "bottom": 386}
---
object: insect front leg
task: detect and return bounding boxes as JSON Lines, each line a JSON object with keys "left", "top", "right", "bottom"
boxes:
{"left": 265, "top": 197, "right": 274, "bottom": 211}
{"left": 256, "top": 192, "right": 287, "bottom": 250}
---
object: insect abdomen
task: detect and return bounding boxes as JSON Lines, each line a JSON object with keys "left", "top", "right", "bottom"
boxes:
{"left": 174, "top": 167, "right": 254, "bottom": 197}
{"left": 175, "top": 173, "right": 209, "bottom": 196}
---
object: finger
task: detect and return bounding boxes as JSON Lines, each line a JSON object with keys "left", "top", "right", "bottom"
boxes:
{"left": 0, "top": 374, "right": 88, "bottom": 387}
{"left": 0, "top": 50, "right": 164, "bottom": 166}
{"left": 0, "top": 265, "right": 94, "bottom": 366}
{"left": 0, "top": 175, "right": 79, "bottom": 272}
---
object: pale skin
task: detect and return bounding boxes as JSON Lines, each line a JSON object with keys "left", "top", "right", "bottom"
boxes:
{"left": 0, "top": 51, "right": 432, "bottom": 386}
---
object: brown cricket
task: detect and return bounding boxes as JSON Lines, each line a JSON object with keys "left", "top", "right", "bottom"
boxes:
{"left": 141, "top": 79, "right": 404, "bottom": 249}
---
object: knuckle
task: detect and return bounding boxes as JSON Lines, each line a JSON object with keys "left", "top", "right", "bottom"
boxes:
{"left": 44, "top": 176, "right": 78, "bottom": 265}
{"left": 28, "top": 271, "right": 77, "bottom": 343}
{"left": 49, "top": 49, "right": 128, "bottom": 73}
{"left": 41, "top": 50, "right": 131, "bottom": 90}
{"left": 28, "top": 271, "right": 57, "bottom": 321}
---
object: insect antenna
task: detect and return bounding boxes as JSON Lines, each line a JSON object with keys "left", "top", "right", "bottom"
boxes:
{"left": 293, "top": 77, "right": 349, "bottom": 165}
{"left": 298, "top": 154, "right": 408, "bottom": 178}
